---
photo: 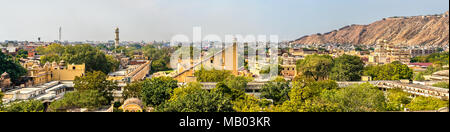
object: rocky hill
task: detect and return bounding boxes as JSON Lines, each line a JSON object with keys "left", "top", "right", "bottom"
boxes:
{"left": 293, "top": 11, "right": 449, "bottom": 46}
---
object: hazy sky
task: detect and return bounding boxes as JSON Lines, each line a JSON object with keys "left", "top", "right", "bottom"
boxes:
{"left": 0, "top": 0, "right": 448, "bottom": 42}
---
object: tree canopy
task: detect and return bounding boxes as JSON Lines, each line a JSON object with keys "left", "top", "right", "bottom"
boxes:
{"left": 260, "top": 77, "right": 291, "bottom": 105}
{"left": 74, "top": 71, "right": 118, "bottom": 98}
{"left": 411, "top": 52, "right": 449, "bottom": 66}
{"left": 140, "top": 77, "right": 178, "bottom": 107}
{"left": 2, "top": 100, "right": 44, "bottom": 112}
{"left": 363, "top": 62, "right": 413, "bottom": 80}
{"left": 0, "top": 52, "right": 27, "bottom": 84}
{"left": 195, "top": 68, "right": 233, "bottom": 82}
{"left": 142, "top": 44, "right": 177, "bottom": 73}
{"left": 47, "top": 71, "right": 119, "bottom": 111}
{"left": 432, "top": 82, "right": 449, "bottom": 89}
{"left": 48, "top": 90, "right": 110, "bottom": 111}
{"left": 330, "top": 54, "right": 365, "bottom": 81}
{"left": 37, "top": 44, "right": 119, "bottom": 74}
{"left": 157, "top": 83, "right": 234, "bottom": 112}
{"left": 296, "top": 54, "right": 334, "bottom": 81}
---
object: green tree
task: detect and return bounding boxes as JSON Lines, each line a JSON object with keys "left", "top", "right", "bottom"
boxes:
{"left": 36, "top": 43, "right": 65, "bottom": 55}
{"left": 3, "top": 100, "right": 44, "bottom": 112}
{"left": 39, "top": 44, "right": 119, "bottom": 74}
{"left": 106, "top": 55, "right": 120, "bottom": 72}
{"left": 157, "top": 87, "right": 234, "bottom": 112}
{"left": 296, "top": 54, "right": 333, "bottom": 81}
{"left": 48, "top": 90, "right": 110, "bottom": 111}
{"left": 364, "top": 62, "right": 413, "bottom": 80}
{"left": 123, "top": 81, "right": 143, "bottom": 99}
{"left": 413, "top": 72, "right": 426, "bottom": 81}
{"left": 272, "top": 80, "right": 340, "bottom": 112}
{"left": 385, "top": 89, "right": 412, "bottom": 111}
{"left": 411, "top": 52, "right": 449, "bottom": 65}
{"left": 63, "top": 44, "right": 111, "bottom": 73}
{"left": 143, "top": 44, "right": 177, "bottom": 73}
{"left": 195, "top": 68, "right": 232, "bottom": 82}
{"left": 406, "top": 96, "right": 449, "bottom": 111}
{"left": 330, "top": 54, "right": 364, "bottom": 81}
{"left": 0, "top": 52, "right": 27, "bottom": 84}
{"left": 326, "top": 83, "right": 386, "bottom": 112}
{"left": 213, "top": 82, "right": 246, "bottom": 101}
{"left": 232, "top": 95, "right": 267, "bottom": 112}
{"left": 260, "top": 77, "right": 291, "bottom": 105}
{"left": 40, "top": 54, "right": 61, "bottom": 64}
{"left": 140, "top": 77, "right": 178, "bottom": 107}
{"left": 432, "top": 82, "right": 449, "bottom": 89}
{"left": 151, "top": 59, "right": 169, "bottom": 72}
{"left": 16, "top": 49, "right": 28, "bottom": 59}
{"left": 223, "top": 76, "right": 250, "bottom": 91}
{"left": 170, "top": 82, "right": 203, "bottom": 102}
{"left": 73, "top": 71, "right": 118, "bottom": 102}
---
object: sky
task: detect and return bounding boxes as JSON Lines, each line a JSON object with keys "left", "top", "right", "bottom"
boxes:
{"left": 0, "top": 0, "right": 448, "bottom": 42}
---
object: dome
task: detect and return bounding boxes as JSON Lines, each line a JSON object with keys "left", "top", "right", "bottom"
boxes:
{"left": 123, "top": 98, "right": 143, "bottom": 107}
{"left": 121, "top": 98, "right": 144, "bottom": 112}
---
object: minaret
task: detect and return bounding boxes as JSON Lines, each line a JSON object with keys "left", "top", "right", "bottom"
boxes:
{"left": 58, "top": 26, "right": 62, "bottom": 42}
{"left": 115, "top": 27, "right": 120, "bottom": 49}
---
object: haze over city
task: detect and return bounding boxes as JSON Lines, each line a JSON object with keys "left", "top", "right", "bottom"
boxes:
{"left": 0, "top": 0, "right": 448, "bottom": 42}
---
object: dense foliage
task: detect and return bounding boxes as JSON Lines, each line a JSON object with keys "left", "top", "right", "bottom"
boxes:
{"left": 48, "top": 90, "right": 110, "bottom": 111}
{"left": 143, "top": 44, "right": 177, "bottom": 73}
{"left": 0, "top": 52, "right": 27, "bottom": 84}
{"left": 123, "top": 81, "right": 144, "bottom": 99}
{"left": 232, "top": 95, "right": 271, "bottom": 112}
{"left": 157, "top": 82, "right": 234, "bottom": 112}
{"left": 364, "top": 62, "right": 413, "bottom": 80}
{"left": 432, "top": 82, "right": 449, "bottom": 89}
{"left": 74, "top": 71, "right": 118, "bottom": 100}
{"left": 411, "top": 52, "right": 449, "bottom": 66}
{"left": 140, "top": 77, "right": 178, "bottom": 107}
{"left": 296, "top": 55, "right": 333, "bottom": 81}
{"left": 37, "top": 44, "right": 119, "bottom": 74}
{"left": 48, "top": 71, "right": 117, "bottom": 111}
{"left": 272, "top": 80, "right": 340, "bottom": 112}
{"left": 330, "top": 54, "right": 365, "bottom": 81}
{"left": 2, "top": 100, "right": 44, "bottom": 112}
{"left": 326, "top": 83, "right": 386, "bottom": 112}
{"left": 260, "top": 77, "right": 291, "bottom": 105}
{"left": 406, "top": 96, "right": 449, "bottom": 111}
{"left": 385, "top": 89, "right": 412, "bottom": 111}
{"left": 195, "top": 68, "right": 233, "bottom": 82}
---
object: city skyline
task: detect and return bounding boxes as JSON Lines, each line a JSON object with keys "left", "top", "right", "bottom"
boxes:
{"left": 0, "top": 0, "right": 448, "bottom": 42}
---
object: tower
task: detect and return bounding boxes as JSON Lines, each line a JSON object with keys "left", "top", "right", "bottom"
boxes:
{"left": 232, "top": 37, "right": 238, "bottom": 75}
{"left": 115, "top": 27, "right": 120, "bottom": 49}
{"left": 58, "top": 26, "right": 62, "bottom": 42}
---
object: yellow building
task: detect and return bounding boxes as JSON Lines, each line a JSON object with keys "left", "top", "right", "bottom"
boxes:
{"left": 24, "top": 60, "right": 85, "bottom": 86}
{"left": 373, "top": 41, "right": 411, "bottom": 64}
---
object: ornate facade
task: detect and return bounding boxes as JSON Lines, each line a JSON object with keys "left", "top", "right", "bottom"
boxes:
{"left": 23, "top": 60, "right": 85, "bottom": 86}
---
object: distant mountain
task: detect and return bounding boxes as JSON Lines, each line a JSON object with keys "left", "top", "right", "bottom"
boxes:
{"left": 293, "top": 11, "right": 449, "bottom": 46}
